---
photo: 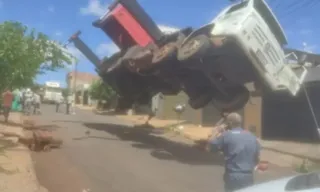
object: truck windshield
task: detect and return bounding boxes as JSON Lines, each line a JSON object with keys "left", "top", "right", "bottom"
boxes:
{"left": 253, "top": 0, "right": 287, "bottom": 45}
{"left": 226, "top": 1, "right": 249, "bottom": 14}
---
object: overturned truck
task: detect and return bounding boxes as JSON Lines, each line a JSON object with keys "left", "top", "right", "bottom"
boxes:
{"left": 69, "top": 0, "right": 316, "bottom": 113}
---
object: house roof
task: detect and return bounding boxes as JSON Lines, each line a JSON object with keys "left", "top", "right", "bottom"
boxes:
{"left": 67, "top": 71, "right": 99, "bottom": 83}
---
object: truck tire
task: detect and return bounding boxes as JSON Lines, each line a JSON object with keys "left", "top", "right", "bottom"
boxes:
{"left": 177, "top": 34, "right": 211, "bottom": 62}
{"left": 152, "top": 42, "right": 177, "bottom": 65}
{"left": 188, "top": 93, "right": 213, "bottom": 109}
{"left": 211, "top": 85, "right": 250, "bottom": 112}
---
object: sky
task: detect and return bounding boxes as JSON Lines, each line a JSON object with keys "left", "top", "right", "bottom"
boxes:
{"left": 0, "top": 0, "right": 319, "bottom": 87}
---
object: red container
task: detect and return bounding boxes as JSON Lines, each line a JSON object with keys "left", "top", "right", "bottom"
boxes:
{"left": 93, "top": 0, "right": 162, "bottom": 50}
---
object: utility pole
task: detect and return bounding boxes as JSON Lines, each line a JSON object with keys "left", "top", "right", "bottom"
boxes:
{"left": 72, "top": 62, "right": 78, "bottom": 103}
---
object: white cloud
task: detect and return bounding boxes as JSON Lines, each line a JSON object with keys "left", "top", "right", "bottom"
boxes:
{"left": 48, "top": 5, "right": 55, "bottom": 13}
{"left": 55, "top": 31, "right": 63, "bottom": 36}
{"left": 96, "top": 43, "right": 119, "bottom": 57}
{"left": 80, "top": 0, "right": 108, "bottom": 17}
{"left": 158, "top": 25, "right": 180, "bottom": 34}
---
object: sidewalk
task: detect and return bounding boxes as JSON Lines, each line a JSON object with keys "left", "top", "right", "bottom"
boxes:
{"left": 116, "top": 114, "right": 320, "bottom": 167}
{"left": 0, "top": 113, "right": 47, "bottom": 192}
{"left": 76, "top": 104, "right": 94, "bottom": 111}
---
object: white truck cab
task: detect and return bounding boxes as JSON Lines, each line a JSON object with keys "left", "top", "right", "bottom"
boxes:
{"left": 178, "top": 0, "right": 307, "bottom": 96}
{"left": 43, "top": 81, "right": 63, "bottom": 104}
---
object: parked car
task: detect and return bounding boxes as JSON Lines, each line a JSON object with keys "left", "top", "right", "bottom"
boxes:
{"left": 237, "top": 172, "right": 320, "bottom": 192}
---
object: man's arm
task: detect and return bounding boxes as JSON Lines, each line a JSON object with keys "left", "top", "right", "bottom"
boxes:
{"left": 206, "top": 133, "right": 225, "bottom": 153}
{"left": 255, "top": 139, "right": 261, "bottom": 165}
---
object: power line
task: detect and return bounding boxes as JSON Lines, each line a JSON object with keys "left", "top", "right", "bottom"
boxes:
{"left": 279, "top": 0, "right": 318, "bottom": 20}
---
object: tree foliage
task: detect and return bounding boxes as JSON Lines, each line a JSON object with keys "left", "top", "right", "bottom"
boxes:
{"left": 61, "top": 88, "right": 69, "bottom": 99}
{"left": 89, "top": 79, "right": 115, "bottom": 102}
{"left": 0, "top": 21, "right": 75, "bottom": 91}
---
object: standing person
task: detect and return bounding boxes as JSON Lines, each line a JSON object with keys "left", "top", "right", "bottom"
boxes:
{"left": 23, "top": 88, "right": 33, "bottom": 115}
{"left": 11, "top": 89, "right": 20, "bottom": 112}
{"left": 55, "top": 95, "right": 63, "bottom": 113}
{"left": 55, "top": 97, "right": 61, "bottom": 113}
{"left": 33, "top": 92, "right": 41, "bottom": 115}
{"left": 66, "top": 94, "right": 72, "bottom": 114}
{"left": 70, "top": 96, "right": 76, "bottom": 115}
{"left": 205, "top": 112, "right": 260, "bottom": 192}
{"left": 2, "top": 88, "right": 14, "bottom": 123}
{"left": 20, "top": 89, "right": 25, "bottom": 111}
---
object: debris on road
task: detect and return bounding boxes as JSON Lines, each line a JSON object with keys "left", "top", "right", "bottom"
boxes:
{"left": 28, "top": 130, "right": 63, "bottom": 152}
{"left": 1, "top": 115, "right": 63, "bottom": 152}
{"left": 0, "top": 113, "right": 49, "bottom": 192}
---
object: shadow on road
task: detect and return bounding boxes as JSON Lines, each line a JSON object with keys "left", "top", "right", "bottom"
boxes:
{"left": 72, "top": 135, "right": 119, "bottom": 141}
{"left": 53, "top": 120, "right": 87, "bottom": 124}
{"left": 93, "top": 110, "right": 126, "bottom": 116}
{"left": 84, "top": 122, "right": 224, "bottom": 166}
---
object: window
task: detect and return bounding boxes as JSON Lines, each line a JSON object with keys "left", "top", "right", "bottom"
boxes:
{"left": 226, "top": 1, "right": 249, "bottom": 14}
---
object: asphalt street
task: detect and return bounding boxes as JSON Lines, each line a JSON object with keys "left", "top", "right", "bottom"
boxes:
{"left": 31, "top": 104, "right": 294, "bottom": 192}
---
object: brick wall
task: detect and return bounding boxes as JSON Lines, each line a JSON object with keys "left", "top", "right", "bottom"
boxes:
{"left": 66, "top": 71, "right": 99, "bottom": 90}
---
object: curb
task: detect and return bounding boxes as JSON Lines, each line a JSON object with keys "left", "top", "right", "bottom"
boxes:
{"left": 182, "top": 131, "right": 320, "bottom": 165}
{"left": 104, "top": 115, "right": 320, "bottom": 166}
{"left": 262, "top": 146, "right": 320, "bottom": 164}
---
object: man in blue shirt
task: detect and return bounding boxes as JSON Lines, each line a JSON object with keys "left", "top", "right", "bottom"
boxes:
{"left": 206, "top": 113, "right": 260, "bottom": 192}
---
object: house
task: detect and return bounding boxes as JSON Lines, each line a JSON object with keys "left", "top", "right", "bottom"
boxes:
{"left": 66, "top": 71, "right": 99, "bottom": 105}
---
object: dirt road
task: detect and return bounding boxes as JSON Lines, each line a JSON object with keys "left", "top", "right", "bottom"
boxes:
{"left": 32, "top": 105, "right": 294, "bottom": 192}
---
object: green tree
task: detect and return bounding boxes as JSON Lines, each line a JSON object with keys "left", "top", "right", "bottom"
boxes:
{"left": 61, "top": 88, "right": 69, "bottom": 99}
{"left": 89, "top": 79, "right": 115, "bottom": 109}
{"left": 0, "top": 21, "right": 75, "bottom": 91}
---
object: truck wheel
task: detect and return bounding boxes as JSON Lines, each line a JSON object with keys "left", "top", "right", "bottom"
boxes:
{"left": 188, "top": 93, "right": 213, "bottom": 109}
{"left": 177, "top": 34, "right": 211, "bottom": 62}
{"left": 212, "top": 85, "right": 250, "bottom": 112}
{"left": 152, "top": 42, "right": 177, "bottom": 65}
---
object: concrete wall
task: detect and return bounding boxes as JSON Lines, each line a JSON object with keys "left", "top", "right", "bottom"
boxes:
{"left": 154, "top": 92, "right": 202, "bottom": 124}
{"left": 201, "top": 103, "right": 222, "bottom": 127}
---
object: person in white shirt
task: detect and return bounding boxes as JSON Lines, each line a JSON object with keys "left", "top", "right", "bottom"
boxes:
{"left": 66, "top": 94, "right": 73, "bottom": 114}
{"left": 23, "top": 88, "right": 33, "bottom": 115}
{"left": 55, "top": 95, "right": 64, "bottom": 113}
{"left": 33, "top": 93, "right": 41, "bottom": 114}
